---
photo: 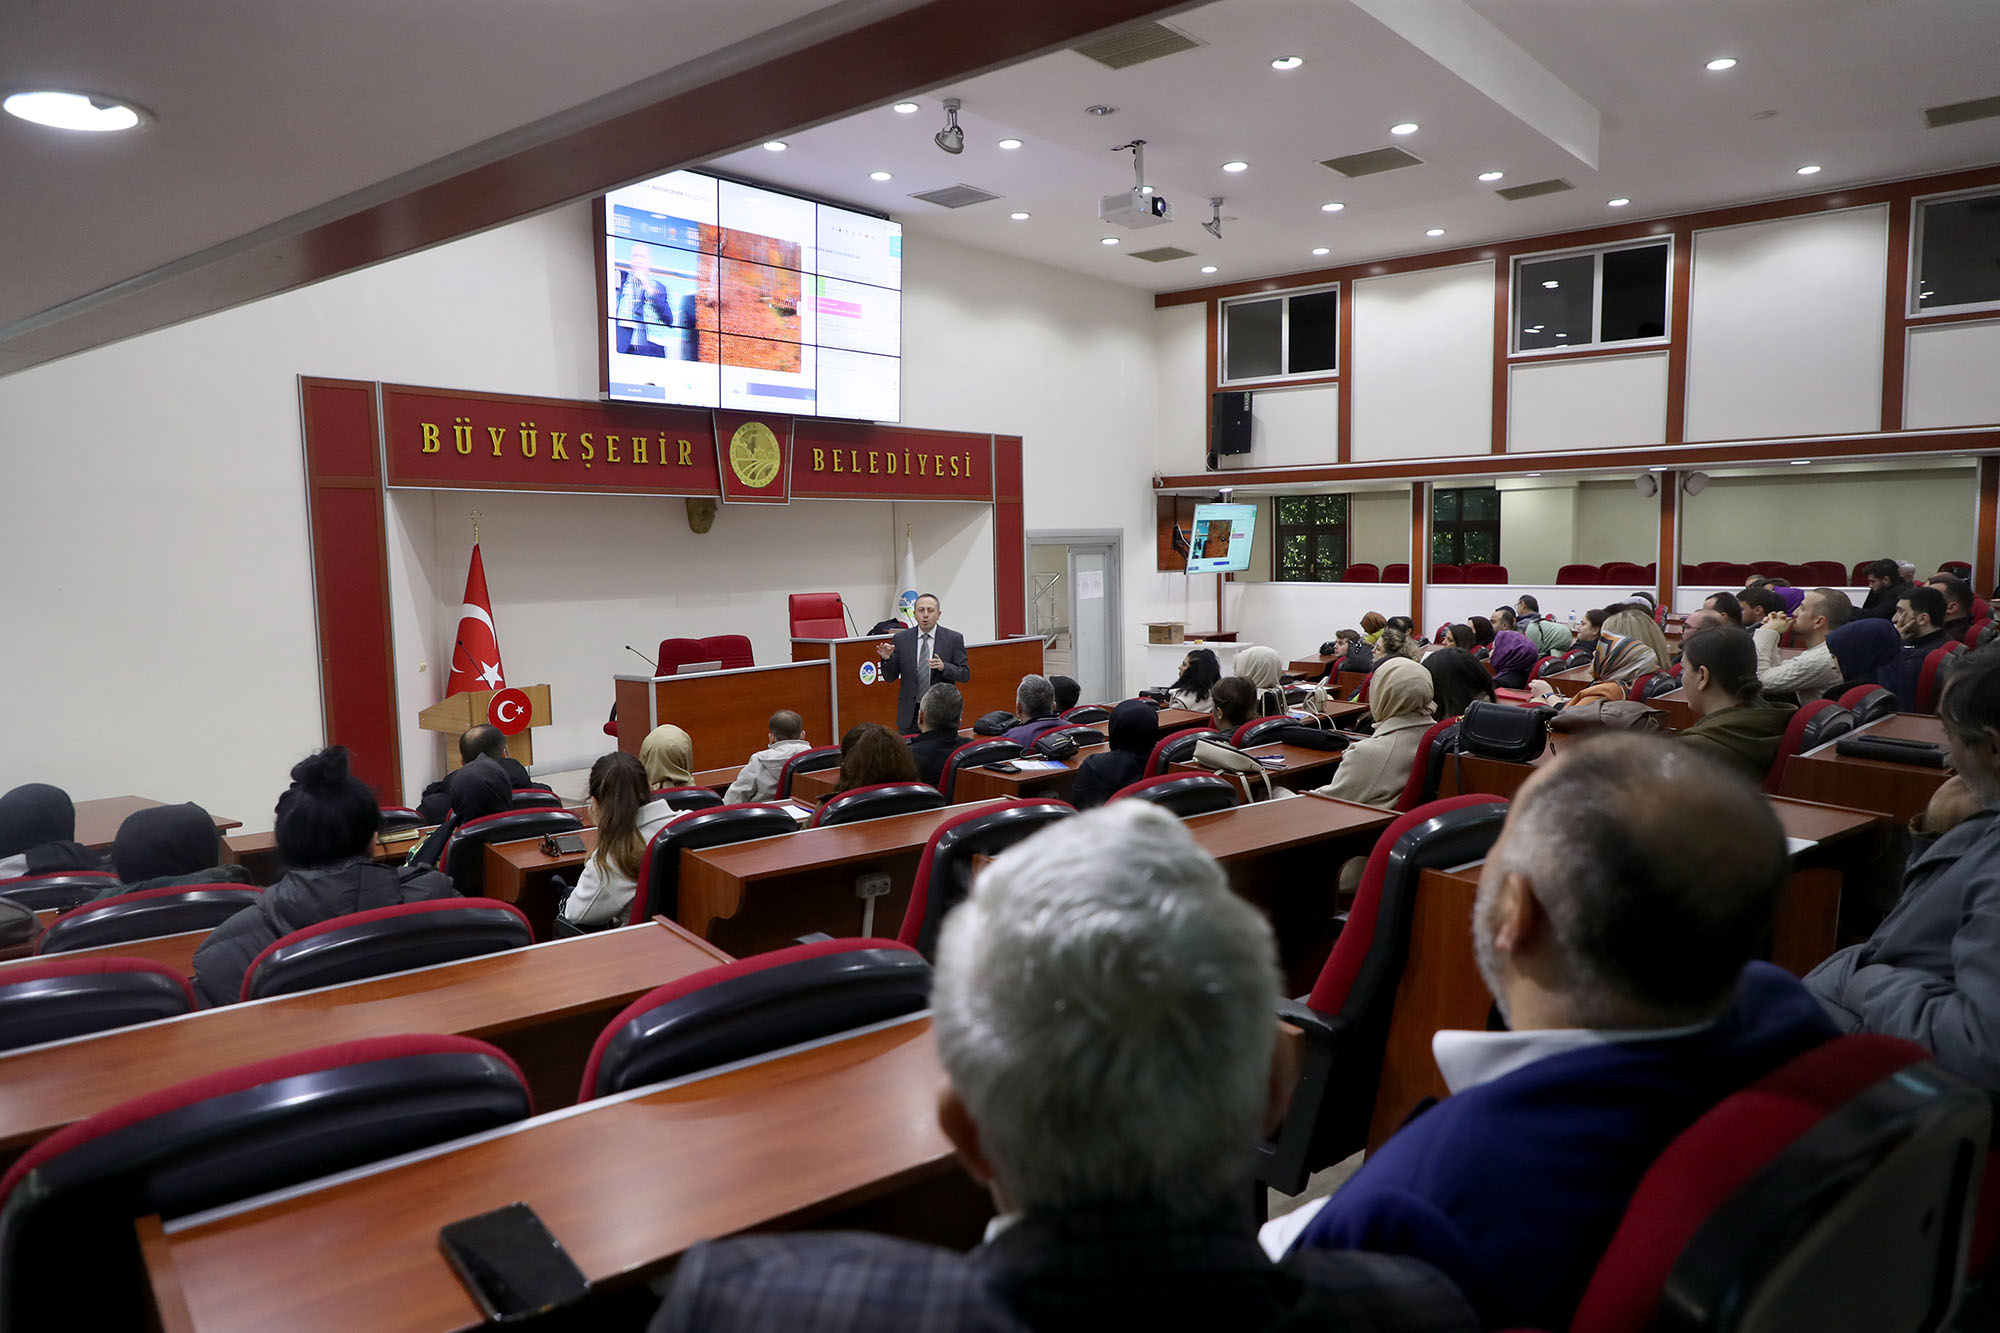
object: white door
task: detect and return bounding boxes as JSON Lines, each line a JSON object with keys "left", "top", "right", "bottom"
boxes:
{"left": 1068, "top": 544, "right": 1114, "bottom": 705}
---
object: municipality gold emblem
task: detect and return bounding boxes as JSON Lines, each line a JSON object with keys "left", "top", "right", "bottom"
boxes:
{"left": 728, "top": 421, "right": 782, "bottom": 489}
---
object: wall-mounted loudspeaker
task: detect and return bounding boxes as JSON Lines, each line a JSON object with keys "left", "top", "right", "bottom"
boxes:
{"left": 1634, "top": 472, "right": 1660, "bottom": 499}
{"left": 1209, "top": 391, "right": 1252, "bottom": 463}
{"left": 1683, "top": 471, "right": 1711, "bottom": 496}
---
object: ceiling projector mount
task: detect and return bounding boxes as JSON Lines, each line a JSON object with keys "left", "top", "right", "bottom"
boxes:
{"left": 1101, "top": 139, "right": 1174, "bottom": 229}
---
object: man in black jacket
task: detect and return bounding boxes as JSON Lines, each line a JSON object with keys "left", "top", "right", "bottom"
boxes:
{"left": 907, "top": 683, "right": 965, "bottom": 788}
{"left": 416, "top": 725, "right": 539, "bottom": 823}
{"left": 1857, "top": 558, "right": 1913, "bottom": 622}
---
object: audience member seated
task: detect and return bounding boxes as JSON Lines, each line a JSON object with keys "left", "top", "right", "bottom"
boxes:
{"left": 1069, "top": 700, "right": 1161, "bottom": 810}
{"left": 1677, "top": 627, "right": 1795, "bottom": 784}
{"left": 723, "top": 710, "right": 811, "bottom": 804}
{"left": 1424, "top": 636, "right": 1494, "bottom": 720}
{"left": 1368, "top": 627, "right": 1422, "bottom": 674}
{"left": 1331, "top": 629, "right": 1373, "bottom": 675}
{"left": 1678, "top": 606, "right": 1729, "bottom": 640}
{"left": 1737, "top": 583, "right": 1787, "bottom": 627}
{"left": 830, "top": 722, "right": 921, "bottom": 794}
{"left": 1165, "top": 648, "right": 1222, "bottom": 710}
{"left": 0, "top": 784, "right": 99, "bottom": 879}
{"left": 1858, "top": 557, "right": 1913, "bottom": 621}
{"left": 1468, "top": 616, "right": 1496, "bottom": 653}
{"left": 1312, "top": 658, "right": 1436, "bottom": 809}
{"left": 1752, "top": 586, "right": 1851, "bottom": 697}
{"left": 192, "top": 748, "right": 456, "bottom": 1007}
{"left": 652, "top": 802, "right": 1477, "bottom": 1332}
{"left": 1896, "top": 585, "right": 1952, "bottom": 654}
{"left": 1282, "top": 735, "right": 1833, "bottom": 1331}
{"left": 1211, "top": 677, "right": 1259, "bottom": 733}
{"left": 1928, "top": 574, "right": 1976, "bottom": 640}
{"left": 1360, "top": 611, "right": 1388, "bottom": 644}
{"left": 1233, "top": 646, "right": 1287, "bottom": 716}
{"left": 416, "top": 724, "right": 535, "bottom": 824}
{"left": 1702, "top": 590, "right": 1744, "bottom": 626}
{"left": 907, "top": 683, "right": 965, "bottom": 788}
{"left": 1828, "top": 618, "right": 1923, "bottom": 712}
{"left": 1002, "top": 675, "right": 1068, "bottom": 748}
{"left": 641, "top": 723, "right": 696, "bottom": 790}
{"left": 100, "top": 802, "right": 252, "bottom": 899}
{"left": 1051, "top": 675, "right": 1082, "bottom": 714}
{"left": 562, "top": 752, "right": 677, "bottom": 930}
{"left": 1910, "top": 775, "right": 1980, "bottom": 855}
{"left": 1489, "top": 606, "right": 1518, "bottom": 635}
{"left": 1513, "top": 595, "right": 1573, "bottom": 654}
{"left": 1806, "top": 649, "right": 2000, "bottom": 1091}
{"left": 1593, "top": 608, "right": 1671, "bottom": 686}
{"left": 1571, "top": 607, "right": 1607, "bottom": 655}
{"left": 1486, "top": 630, "right": 1538, "bottom": 690}
{"left": 406, "top": 757, "right": 513, "bottom": 866}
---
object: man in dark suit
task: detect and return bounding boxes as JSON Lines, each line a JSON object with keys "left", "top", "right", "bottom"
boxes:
{"left": 907, "top": 682, "right": 964, "bottom": 788}
{"left": 877, "top": 593, "right": 970, "bottom": 733}
{"left": 652, "top": 802, "right": 1476, "bottom": 1333}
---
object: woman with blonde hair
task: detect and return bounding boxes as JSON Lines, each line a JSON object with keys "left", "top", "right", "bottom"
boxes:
{"left": 563, "top": 751, "right": 678, "bottom": 929}
{"left": 639, "top": 723, "right": 695, "bottom": 790}
{"left": 1312, "top": 657, "right": 1437, "bottom": 808}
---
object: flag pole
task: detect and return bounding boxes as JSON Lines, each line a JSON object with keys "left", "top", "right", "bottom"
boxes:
{"left": 469, "top": 508, "right": 483, "bottom": 544}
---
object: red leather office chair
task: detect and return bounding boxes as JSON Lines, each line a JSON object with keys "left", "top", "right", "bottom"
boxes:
{"left": 1462, "top": 562, "right": 1508, "bottom": 582}
{"left": 788, "top": 592, "right": 848, "bottom": 639}
{"left": 507, "top": 787, "right": 563, "bottom": 809}
{"left": 1260, "top": 796, "right": 1510, "bottom": 1194}
{"left": 897, "top": 800, "right": 1073, "bottom": 956}
{"left": 438, "top": 808, "right": 583, "bottom": 897}
{"left": 1528, "top": 654, "right": 1563, "bottom": 682}
{"left": 0, "top": 871, "right": 121, "bottom": 912}
{"left": 1430, "top": 563, "right": 1466, "bottom": 583}
{"left": 0, "top": 958, "right": 194, "bottom": 1052}
{"left": 1914, "top": 644, "right": 1964, "bottom": 714}
{"left": 1600, "top": 561, "right": 1649, "bottom": 584}
{"left": 1764, "top": 700, "right": 1854, "bottom": 795}
{"left": 378, "top": 805, "right": 424, "bottom": 833}
{"left": 629, "top": 804, "right": 796, "bottom": 924}
{"left": 812, "top": 782, "right": 947, "bottom": 828}
{"left": 1061, "top": 704, "right": 1111, "bottom": 724}
{"left": 1145, "top": 728, "right": 1225, "bottom": 777}
{"left": 1850, "top": 561, "right": 1875, "bottom": 586}
{"left": 1233, "top": 716, "right": 1295, "bottom": 748}
{"left": 776, "top": 744, "right": 842, "bottom": 799}
{"left": 1558, "top": 563, "right": 1603, "bottom": 585}
{"left": 0, "top": 1034, "right": 532, "bottom": 1330}
{"left": 1967, "top": 619, "right": 1992, "bottom": 649}
{"left": 36, "top": 883, "right": 261, "bottom": 955}
{"left": 1837, "top": 686, "right": 1898, "bottom": 726}
{"left": 1939, "top": 560, "right": 1973, "bottom": 580}
{"left": 698, "top": 634, "right": 754, "bottom": 670}
{"left": 1343, "top": 563, "right": 1381, "bottom": 582}
{"left": 938, "top": 739, "right": 1024, "bottom": 802}
{"left": 239, "top": 898, "right": 534, "bottom": 1001}
{"left": 652, "top": 785, "right": 725, "bottom": 813}
{"left": 1108, "top": 772, "right": 1240, "bottom": 818}
{"left": 1395, "top": 718, "right": 1465, "bottom": 812}
{"left": 1382, "top": 563, "right": 1410, "bottom": 582}
{"left": 578, "top": 938, "right": 931, "bottom": 1100}
{"left": 1566, "top": 1036, "right": 1987, "bottom": 1333}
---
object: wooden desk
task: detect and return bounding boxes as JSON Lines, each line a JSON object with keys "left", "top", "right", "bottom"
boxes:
{"left": 1543, "top": 666, "right": 1596, "bottom": 698}
{"left": 951, "top": 747, "right": 1104, "bottom": 803}
{"left": 1779, "top": 714, "right": 1951, "bottom": 823}
{"left": 145, "top": 1016, "right": 983, "bottom": 1333}
{"left": 1642, "top": 687, "right": 1698, "bottom": 732}
{"left": 692, "top": 764, "right": 744, "bottom": 795}
{"left": 794, "top": 635, "right": 1045, "bottom": 735}
{"left": 0, "top": 927, "right": 208, "bottom": 979}
{"left": 1172, "top": 742, "right": 1347, "bottom": 802}
{"left": 1288, "top": 655, "right": 1335, "bottom": 677}
{"left": 224, "top": 829, "right": 418, "bottom": 884}
{"left": 1154, "top": 707, "right": 1214, "bottom": 732}
{"left": 679, "top": 803, "right": 994, "bottom": 957}
{"left": 0, "top": 920, "right": 730, "bottom": 1165}
{"left": 614, "top": 661, "right": 837, "bottom": 769}
{"left": 484, "top": 828, "right": 599, "bottom": 938}
{"left": 74, "top": 798, "right": 239, "bottom": 853}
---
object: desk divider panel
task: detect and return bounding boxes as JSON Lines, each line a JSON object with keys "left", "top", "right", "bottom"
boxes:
{"left": 614, "top": 662, "right": 837, "bottom": 763}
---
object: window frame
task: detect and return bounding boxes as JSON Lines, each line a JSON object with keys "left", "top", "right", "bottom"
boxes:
{"left": 1272, "top": 493, "right": 1351, "bottom": 583}
{"left": 1909, "top": 186, "right": 2000, "bottom": 319}
{"left": 1430, "top": 486, "right": 1502, "bottom": 569}
{"left": 1509, "top": 236, "right": 1674, "bottom": 358}
{"left": 1219, "top": 281, "right": 1343, "bottom": 386}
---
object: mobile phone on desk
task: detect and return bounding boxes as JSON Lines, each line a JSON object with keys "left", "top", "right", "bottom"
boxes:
{"left": 440, "top": 1202, "right": 589, "bottom": 1323}
{"left": 540, "top": 832, "right": 586, "bottom": 856}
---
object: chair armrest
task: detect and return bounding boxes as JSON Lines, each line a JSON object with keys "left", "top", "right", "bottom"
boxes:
{"left": 1261, "top": 999, "right": 1347, "bottom": 1197}
{"left": 793, "top": 932, "right": 835, "bottom": 946}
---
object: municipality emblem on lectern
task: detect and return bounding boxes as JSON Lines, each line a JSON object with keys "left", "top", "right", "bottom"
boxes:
{"left": 728, "top": 421, "right": 782, "bottom": 489}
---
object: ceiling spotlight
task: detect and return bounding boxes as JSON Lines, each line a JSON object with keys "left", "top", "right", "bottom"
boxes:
{"left": 1478, "top": 170, "right": 1504, "bottom": 182}
{"left": 1271, "top": 55, "right": 1304, "bottom": 70}
{"left": 1796, "top": 164, "right": 1822, "bottom": 175}
{"left": 1321, "top": 202, "right": 1345, "bottom": 212}
{"left": 1608, "top": 197, "right": 1631, "bottom": 207}
{"left": 1204, "top": 197, "right": 1225, "bottom": 241}
{"left": 893, "top": 102, "right": 919, "bottom": 114}
{"left": 1312, "top": 247, "right": 1330, "bottom": 256}
{"left": 1543, "top": 280, "right": 1560, "bottom": 289}
{"left": 762, "top": 140, "right": 787, "bottom": 152}
{"left": 2, "top": 90, "right": 147, "bottom": 132}
{"left": 1426, "top": 227, "right": 1446, "bottom": 237}
{"left": 1009, "top": 211, "right": 1031, "bottom": 221}
{"left": 1222, "top": 160, "right": 1249, "bottom": 172}
{"left": 1705, "top": 57, "right": 1738, "bottom": 71}
{"left": 869, "top": 170, "right": 892, "bottom": 181}
{"left": 1201, "top": 265, "right": 1218, "bottom": 274}
{"left": 1100, "top": 236, "right": 1120, "bottom": 246}
{"left": 934, "top": 98, "right": 965, "bottom": 154}
{"left": 997, "top": 137, "right": 1022, "bottom": 150}
{"left": 1390, "top": 122, "right": 1420, "bottom": 136}
{"left": 1086, "top": 104, "right": 1118, "bottom": 117}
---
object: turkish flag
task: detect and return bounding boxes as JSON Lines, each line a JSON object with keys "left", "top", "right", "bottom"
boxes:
{"left": 446, "top": 543, "right": 506, "bottom": 697}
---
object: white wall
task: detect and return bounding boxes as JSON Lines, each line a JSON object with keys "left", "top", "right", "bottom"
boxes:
{"left": 1350, "top": 261, "right": 1494, "bottom": 461}
{"left": 1152, "top": 302, "right": 1208, "bottom": 475}
{"left": 1351, "top": 490, "right": 1413, "bottom": 566}
{"left": 1906, "top": 318, "right": 2000, "bottom": 429}
{"left": 1227, "top": 583, "right": 1412, "bottom": 661}
{"left": 1509, "top": 351, "right": 1669, "bottom": 452}
{"left": 1497, "top": 479, "right": 1579, "bottom": 584}
{"left": 1247, "top": 383, "right": 1339, "bottom": 467}
{"left": 1574, "top": 480, "right": 1662, "bottom": 567}
{"left": 1678, "top": 467, "right": 1975, "bottom": 576}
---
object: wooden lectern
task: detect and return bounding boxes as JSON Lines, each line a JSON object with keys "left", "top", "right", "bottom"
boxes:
{"left": 417, "top": 685, "right": 553, "bottom": 769}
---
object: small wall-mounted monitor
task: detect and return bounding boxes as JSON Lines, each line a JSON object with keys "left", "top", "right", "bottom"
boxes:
{"left": 1185, "top": 502, "right": 1258, "bottom": 573}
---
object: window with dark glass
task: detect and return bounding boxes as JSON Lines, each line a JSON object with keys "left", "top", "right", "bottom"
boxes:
{"left": 1514, "top": 241, "right": 1670, "bottom": 352}
{"left": 1915, "top": 192, "right": 2000, "bottom": 313}
{"left": 1222, "top": 285, "right": 1341, "bottom": 382}
{"left": 1275, "top": 494, "right": 1349, "bottom": 582}
{"left": 1432, "top": 487, "right": 1501, "bottom": 567}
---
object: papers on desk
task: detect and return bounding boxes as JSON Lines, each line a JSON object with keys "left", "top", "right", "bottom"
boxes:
{"left": 1785, "top": 836, "right": 1817, "bottom": 856}
{"left": 778, "top": 800, "right": 816, "bottom": 824}
{"left": 1010, "top": 758, "right": 1071, "bottom": 773}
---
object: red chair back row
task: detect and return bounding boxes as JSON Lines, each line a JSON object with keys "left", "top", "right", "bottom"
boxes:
{"left": 788, "top": 592, "right": 848, "bottom": 639}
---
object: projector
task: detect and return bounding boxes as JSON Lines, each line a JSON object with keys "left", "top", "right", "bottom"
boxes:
{"left": 1099, "top": 189, "right": 1174, "bottom": 229}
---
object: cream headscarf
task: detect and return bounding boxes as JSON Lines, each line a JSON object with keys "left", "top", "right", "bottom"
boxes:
{"left": 1233, "top": 646, "right": 1284, "bottom": 690}
{"left": 639, "top": 723, "right": 694, "bottom": 788}
{"left": 1368, "top": 656, "right": 1436, "bottom": 722}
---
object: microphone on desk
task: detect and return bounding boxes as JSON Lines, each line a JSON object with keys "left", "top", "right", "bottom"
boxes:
{"left": 843, "top": 600, "right": 859, "bottom": 637}
{"left": 623, "top": 644, "right": 656, "bottom": 667}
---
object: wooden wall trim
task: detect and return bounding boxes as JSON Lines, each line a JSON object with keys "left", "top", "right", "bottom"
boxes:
{"left": 1409, "top": 485, "right": 1430, "bottom": 627}
{"left": 1882, "top": 199, "right": 1914, "bottom": 432}
{"left": 1656, "top": 471, "right": 1680, "bottom": 604}
{"left": 1978, "top": 458, "right": 1999, "bottom": 598}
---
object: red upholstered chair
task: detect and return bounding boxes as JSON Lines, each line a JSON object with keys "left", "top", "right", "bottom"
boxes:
{"left": 1939, "top": 560, "right": 1973, "bottom": 580}
{"left": 507, "top": 787, "right": 563, "bottom": 809}
{"left": 1838, "top": 686, "right": 1898, "bottom": 726}
{"left": 698, "top": 634, "right": 754, "bottom": 669}
{"left": 1799, "top": 560, "right": 1849, "bottom": 585}
{"left": 604, "top": 636, "right": 710, "bottom": 737}
{"left": 1107, "top": 772, "right": 1240, "bottom": 818}
{"left": 652, "top": 785, "right": 725, "bottom": 813}
{"left": 1528, "top": 654, "right": 1563, "bottom": 682}
{"left": 1233, "top": 716, "right": 1296, "bottom": 748}
{"left": 812, "top": 782, "right": 947, "bottom": 828}
{"left": 1462, "top": 562, "right": 1508, "bottom": 582}
{"left": 1430, "top": 563, "right": 1465, "bottom": 583}
{"left": 1382, "top": 563, "right": 1410, "bottom": 582}
{"left": 240, "top": 898, "right": 533, "bottom": 1001}
{"left": 1644, "top": 562, "right": 1658, "bottom": 582}
{"left": 1600, "top": 560, "right": 1649, "bottom": 584}
{"left": 629, "top": 803, "right": 796, "bottom": 924}
{"left": 776, "top": 744, "right": 842, "bottom": 799}
{"left": 0, "top": 958, "right": 194, "bottom": 1053}
{"left": 1967, "top": 619, "right": 1992, "bottom": 649}
{"left": 897, "top": 800, "right": 1073, "bottom": 956}
{"left": 577, "top": 938, "right": 930, "bottom": 1100}
{"left": 1061, "top": 704, "right": 1111, "bottom": 724}
{"left": 788, "top": 592, "right": 849, "bottom": 640}
{"left": 1343, "top": 563, "right": 1381, "bottom": 582}
{"left": 1261, "top": 796, "right": 1510, "bottom": 1193}
{"left": 36, "top": 883, "right": 261, "bottom": 955}
{"left": 377, "top": 805, "right": 423, "bottom": 833}
{"left": 938, "top": 739, "right": 1024, "bottom": 802}
{"left": 1915, "top": 644, "right": 1964, "bottom": 714}
{"left": 1764, "top": 700, "right": 1854, "bottom": 795}
{"left": 1394, "top": 718, "right": 1465, "bottom": 812}
{"left": 1567, "top": 1036, "right": 1987, "bottom": 1333}
{"left": 439, "top": 808, "right": 583, "bottom": 896}
{"left": 1851, "top": 560, "right": 1875, "bottom": 586}
{"left": 1557, "top": 563, "right": 1603, "bottom": 585}
{"left": 1750, "top": 560, "right": 1792, "bottom": 578}
{"left": 1709, "top": 562, "right": 1754, "bottom": 585}
{"left": 1146, "top": 728, "right": 1226, "bottom": 777}
{"left": 0, "top": 871, "right": 121, "bottom": 912}
{"left": 0, "top": 1034, "right": 532, "bottom": 1330}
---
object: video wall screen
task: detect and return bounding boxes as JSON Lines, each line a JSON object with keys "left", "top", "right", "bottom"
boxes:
{"left": 601, "top": 170, "right": 903, "bottom": 421}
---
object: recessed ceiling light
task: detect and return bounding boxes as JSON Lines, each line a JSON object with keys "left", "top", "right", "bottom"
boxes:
{"left": 1797, "top": 164, "right": 1822, "bottom": 175}
{"left": 1086, "top": 104, "right": 1118, "bottom": 117}
{"left": 3, "top": 90, "right": 147, "bottom": 132}
{"left": 869, "top": 170, "right": 892, "bottom": 181}
{"left": 1100, "top": 236, "right": 1120, "bottom": 246}
{"left": 1009, "top": 211, "right": 1031, "bottom": 221}
{"left": 1478, "top": 170, "right": 1504, "bottom": 182}
{"left": 1221, "top": 160, "right": 1249, "bottom": 172}
{"left": 1705, "top": 57, "right": 1738, "bottom": 71}
{"left": 1608, "top": 197, "right": 1631, "bottom": 207}
{"left": 1201, "top": 265, "right": 1218, "bottom": 274}
{"left": 1321, "top": 202, "right": 1345, "bottom": 213}
{"left": 1556, "top": 332, "right": 1569, "bottom": 339}
{"left": 997, "top": 138, "right": 1023, "bottom": 150}
{"left": 893, "top": 102, "right": 920, "bottom": 114}
{"left": 1312, "top": 247, "right": 1330, "bottom": 256}
{"left": 1425, "top": 227, "right": 1446, "bottom": 237}
{"left": 762, "top": 140, "right": 787, "bottom": 152}
{"left": 1543, "top": 280, "right": 1560, "bottom": 289}
{"left": 1390, "top": 122, "right": 1420, "bottom": 136}
{"left": 1271, "top": 55, "right": 1304, "bottom": 70}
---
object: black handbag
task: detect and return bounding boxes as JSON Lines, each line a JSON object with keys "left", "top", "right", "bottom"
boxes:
{"left": 1457, "top": 700, "right": 1552, "bottom": 763}
{"left": 1034, "top": 731, "right": 1080, "bottom": 761}
{"left": 972, "top": 710, "right": 1019, "bottom": 737}
{"left": 1273, "top": 724, "right": 1349, "bottom": 752}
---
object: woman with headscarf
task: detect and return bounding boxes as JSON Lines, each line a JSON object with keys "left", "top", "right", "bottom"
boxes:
{"left": 1590, "top": 608, "right": 1672, "bottom": 686}
{"left": 1166, "top": 648, "right": 1222, "bottom": 710}
{"left": 1828, "top": 618, "right": 1923, "bottom": 711}
{"left": 640, "top": 723, "right": 695, "bottom": 790}
{"left": 1233, "top": 646, "right": 1287, "bottom": 717}
{"left": 1360, "top": 612, "right": 1388, "bottom": 645}
{"left": 1425, "top": 637, "right": 1494, "bottom": 720}
{"left": 406, "top": 755, "right": 516, "bottom": 867}
{"left": 1069, "top": 700, "right": 1162, "bottom": 810}
{"left": 1312, "top": 657, "right": 1438, "bottom": 809}
{"left": 1487, "top": 630, "right": 1541, "bottom": 690}
{"left": 101, "top": 802, "right": 251, "bottom": 897}
{"left": 0, "top": 784, "right": 99, "bottom": 879}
